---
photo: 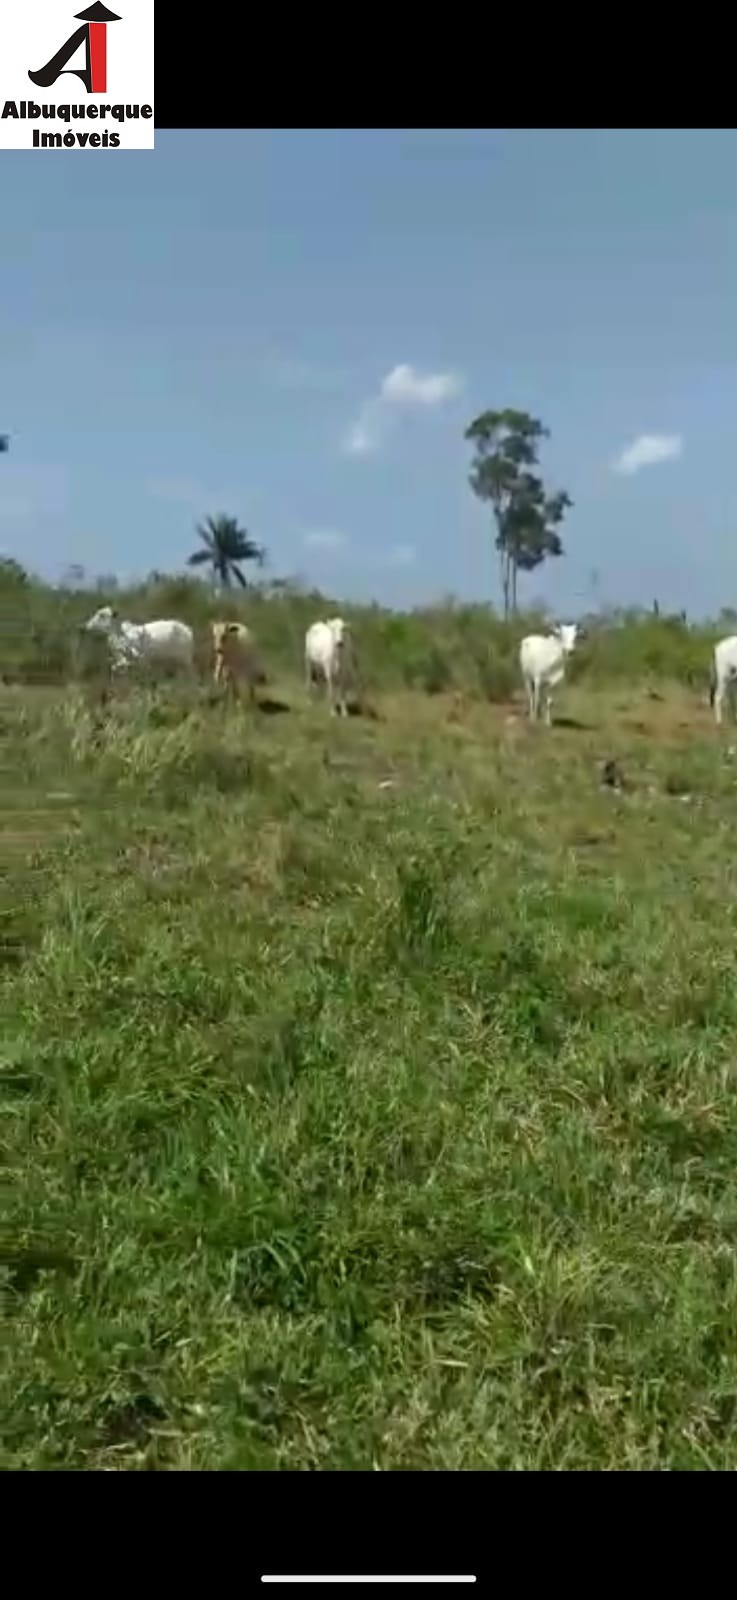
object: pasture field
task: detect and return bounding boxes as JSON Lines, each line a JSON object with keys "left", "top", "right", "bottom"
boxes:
{"left": 4, "top": 670, "right": 737, "bottom": 1469}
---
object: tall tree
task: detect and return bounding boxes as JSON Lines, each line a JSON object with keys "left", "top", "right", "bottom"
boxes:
{"left": 464, "top": 409, "right": 572, "bottom": 617}
{"left": 187, "top": 514, "right": 265, "bottom": 589}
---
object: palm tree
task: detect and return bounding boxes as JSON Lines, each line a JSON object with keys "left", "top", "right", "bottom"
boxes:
{"left": 187, "top": 514, "right": 265, "bottom": 588}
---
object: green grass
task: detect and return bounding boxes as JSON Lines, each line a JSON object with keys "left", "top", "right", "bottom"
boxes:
{"left": 4, "top": 671, "right": 737, "bottom": 1469}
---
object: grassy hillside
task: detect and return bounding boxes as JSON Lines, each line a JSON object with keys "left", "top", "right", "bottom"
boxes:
{"left": 4, "top": 649, "right": 737, "bottom": 1467}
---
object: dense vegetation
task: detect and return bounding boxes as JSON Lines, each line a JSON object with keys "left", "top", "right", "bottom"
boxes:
{"left": 0, "top": 556, "right": 727, "bottom": 700}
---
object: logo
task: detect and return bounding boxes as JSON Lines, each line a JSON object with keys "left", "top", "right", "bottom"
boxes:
{"left": 29, "top": 3, "right": 121, "bottom": 96}
{"left": 1, "top": 0, "right": 154, "bottom": 150}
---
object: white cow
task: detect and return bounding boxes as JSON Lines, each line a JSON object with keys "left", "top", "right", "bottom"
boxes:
{"left": 305, "top": 617, "right": 355, "bottom": 716}
{"left": 83, "top": 606, "right": 195, "bottom": 676}
{"left": 520, "top": 622, "right": 581, "bottom": 725}
{"left": 710, "top": 635, "right": 737, "bottom": 725}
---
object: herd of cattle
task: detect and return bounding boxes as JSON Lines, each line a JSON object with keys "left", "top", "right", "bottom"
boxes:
{"left": 81, "top": 605, "right": 737, "bottom": 727}
{"left": 83, "top": 606, "right": 358, "bottom": 717}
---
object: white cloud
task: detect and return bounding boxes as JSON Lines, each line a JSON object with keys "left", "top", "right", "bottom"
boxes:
{"left": 380, "top": 363, "right": 462, "bottom": 406}
{"left": 344, "top": 408, "right": 382, "bottom": 456}
{"left": 344, "top": 362, "right": 463, "bottom": 456}
{"left": 386, "top": 542, "right": 416, "bottom": 567}
{"left": 612, "top": 433, "right": 683, "bottom": 476}
{"left": 303, "top": 529, "right": 347, "bottom": 551}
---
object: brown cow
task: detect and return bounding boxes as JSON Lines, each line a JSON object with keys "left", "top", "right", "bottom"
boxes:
{"left": 212, "top": 621, "right": 263, "bottom": 703}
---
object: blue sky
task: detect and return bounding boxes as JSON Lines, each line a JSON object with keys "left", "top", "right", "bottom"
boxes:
{"left": 3, "top": 127, "right": 737, "bottom": 615}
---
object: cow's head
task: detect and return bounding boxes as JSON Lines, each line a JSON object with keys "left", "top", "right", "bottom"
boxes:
{"left": 555, "top": 622, "right": 580, "bottom": 654}
{"left": 83, "top": 605, "right": 120, "bottom": 635}
{"left": 327, "top": 617, "right": 349, "bottom": 648}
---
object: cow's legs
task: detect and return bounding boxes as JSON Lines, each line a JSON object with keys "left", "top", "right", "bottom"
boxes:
{"left": 324, "top": 665, "right": 345, "bottom": 716}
